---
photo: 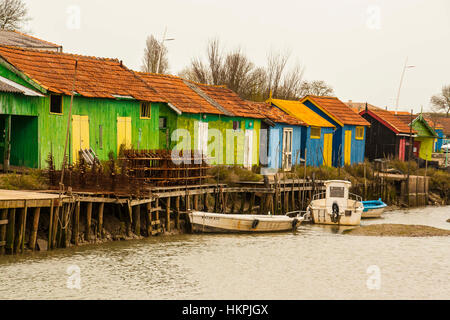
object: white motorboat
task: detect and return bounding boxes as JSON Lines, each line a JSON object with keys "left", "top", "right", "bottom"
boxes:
{"left": 306, "top": 180, "right": 364, "bottom": 226}
{"left": 187, "top": 211, "right": 303, "bottom": 233}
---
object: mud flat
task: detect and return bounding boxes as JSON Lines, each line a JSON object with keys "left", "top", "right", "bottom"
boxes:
{"left": 343, "top": 224, "right": 450, "bottom": 237}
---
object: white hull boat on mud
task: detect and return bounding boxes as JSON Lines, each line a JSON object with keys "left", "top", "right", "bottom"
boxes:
{"left": 306, "top": 180, "right": 364, "bottom": 226}
{"left": 187, "top": 211, "right": 303, "bottom": 233}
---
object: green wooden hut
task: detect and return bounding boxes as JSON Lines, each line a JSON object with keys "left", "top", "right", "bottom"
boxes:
{"left": 0, "top": 45, "right": 168, "bottom": 169}
{"left": 137, "top": 73, "right": 264, "bottom": 168}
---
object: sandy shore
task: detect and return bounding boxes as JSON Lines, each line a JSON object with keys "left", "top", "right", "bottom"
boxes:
{"left": 343, "top": 224, "right": 450, "bottom": 237}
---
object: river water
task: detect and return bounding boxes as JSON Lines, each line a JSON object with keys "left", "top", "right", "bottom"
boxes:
{"left": 0, "top": 206, "right": 449, "bottom": 300}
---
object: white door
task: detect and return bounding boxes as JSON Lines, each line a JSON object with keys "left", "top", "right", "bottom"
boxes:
{"left": 282, "top": 128, "right": 293, "bottom": 171}
{"left": 197, "top": 121, "right": 208, "bottom": 156}
{"left": 244, "top": 129, "right": 253, "bottom": 169}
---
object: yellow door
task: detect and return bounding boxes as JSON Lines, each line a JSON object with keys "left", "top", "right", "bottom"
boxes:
{"left": 344, "top": 130, "right": 352, "bottom": 165}
{"left": 72, "top": 115, "right": 89, "bottom": 163}
{"left": 323, "top": 133, "right": 333, "bottom": 167}
{"left": 117, "top": 117, "right": 132, "bottom": 153}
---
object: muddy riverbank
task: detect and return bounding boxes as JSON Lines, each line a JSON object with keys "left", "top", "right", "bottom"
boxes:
{"left": 343, "top": 224, "right": 450, "bottom": 237}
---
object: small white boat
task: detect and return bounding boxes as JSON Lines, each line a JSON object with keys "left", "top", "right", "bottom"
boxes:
{"left": 187, "top": 211, "right": 303, "bottom": 233}
{"left": 306, "top": 180, "right": 364, "bottom": 226}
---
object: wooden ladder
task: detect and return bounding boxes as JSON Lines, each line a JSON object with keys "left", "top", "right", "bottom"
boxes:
{"left": 146, "top": 200, "right": 162, "bottom": 236}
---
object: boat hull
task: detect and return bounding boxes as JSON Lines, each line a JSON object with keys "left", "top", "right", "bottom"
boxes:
{"left": 362, "top": 207, "right": 385, "bottom": 218}
{"left": 188, "top": 211, "right": 302, "bottom": 233}
{"left": 310, "top": 208, "right": 362, "bottom": 226}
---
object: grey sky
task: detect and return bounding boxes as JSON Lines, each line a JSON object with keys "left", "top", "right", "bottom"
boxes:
{"left": 23, "top": 0, "right": 449, "bottom": 113}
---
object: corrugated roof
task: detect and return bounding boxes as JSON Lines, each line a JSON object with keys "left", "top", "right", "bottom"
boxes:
{"left": 246, "top": 101, "right": 305, "bottom": 126}
{"left": 0, "top": 45, "right": 166, "bottom": 102}
{"left": 137, "top": 72, "right": 223, "bottom": 114}
{"left": 195, "top": 84, "right": 265, "bottom": 118}
{"left": 268, "top": 98, "right": 335, "bottom": 128}
{"left": 0, "top": 79, "right": 22, "bottom": 93}
{"left": 361, "top": 108, "right": 415, "bottom": 134}
{"left": 0, "top": 30, "right": 62, "bottom": 51}
{"left": 302, "top": 95, "right": 370, "bottom": 126}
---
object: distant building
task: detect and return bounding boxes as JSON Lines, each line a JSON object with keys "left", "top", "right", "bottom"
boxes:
{"left": 0, "top": 30, "right": 62, "bottom": 52}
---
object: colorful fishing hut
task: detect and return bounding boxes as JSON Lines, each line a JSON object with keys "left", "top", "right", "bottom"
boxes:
{"left": 359, "top": 106, "right": 416, "bottom": 160}
{"left": 299, "top": 95, "right": 370, "bottom": 166}
{"left": 0, "top": 45, "right": 167, "bottom": 169}
{"left": 247, "top": 101, "right": 305, "bottom": 171}
{"left": 267, "top": 97, "right": 335, "bottom": 167}
{"left": 137, "top": 73, "right": 264, "bottom": 168}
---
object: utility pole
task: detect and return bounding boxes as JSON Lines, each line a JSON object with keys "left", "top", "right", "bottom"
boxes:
{"left": 406, "top": 109, "right": 413, "bottom": 207}
{"left": 155, "top": 27, "right": 174, "bottom": 74}
{"left": 395, "top": 57, "right": 415, "bottom": 114}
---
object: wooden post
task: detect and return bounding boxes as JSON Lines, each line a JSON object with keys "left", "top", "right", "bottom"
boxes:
{"left": 6, "top": 208, "right": 15, "bottom": 254}
{"left": 3, "top": 115, "right": 11, "bottom": 173}
{"left": 52, "top": 205, "right": 59, "bottom": 249}
{"left": 230, "top": 193, "right": 236, "bottom": 214}
{"left": 15, "top": 207, "right": 25, "bottom": 253}
{"left": 239, "top": 193, "right": 246, "bottom": 214}
{"left": 85, "top": 202, "right": 92, "bottom": 241}
{"left": 193, "top": 195, "right": 199, "bottom": 211}
{"left": 203, "top": 193, "right": 208, "bottom": 212}
{"left": 74, "top": 201, "right": 80, "bottom": 246}
{"left": 133, "top": 204, "right": 141, "bottom": 236}
{"left": 0, "top": 208, "right": 8, "bottom": 254}
{"left": 166, "top": 197, "right": 171, "bottom": 232}
{"left": 29, "top": 207, "right": 41, "bottom": 251}
{"left": 146, "top": 202, "right": 152, "bottom": 237}
{"left": 175, "top": 196, "right": 180, "bottom": 230}
{"left": 48, "top": 200, "right": 54, "bottom": 250}
{"left": 98, "top": 202, "right": 104, "bottom": 238}
{"left": 248, "top": 193, "right": 255, "bottom": 214}
{"left": 60, "top": 204, "right": 67, "bottom": 248}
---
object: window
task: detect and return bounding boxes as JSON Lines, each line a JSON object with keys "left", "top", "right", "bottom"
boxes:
{"left": 159, "top": 117, "right": 167, "bottom": 129}
{"left": 50, "top": 95, "right": 62, "bottom": 114}
{"left": 233, "top": 121, "right": 241, "bottom": 131}
{"left": 310, "top": 127, "right": 321, "bottom": 139}
{"left": 99, "top": 125, "right": 103, "bottom": 149}
{"left": 355, "top": 126, "right": 364, "bottom": 140}
{"left": 140, "top": 102, "right": 151, "bottom": 118}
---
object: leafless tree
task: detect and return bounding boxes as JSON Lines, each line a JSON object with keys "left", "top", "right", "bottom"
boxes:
{"left": 298, "top": 80, "right": 335, "bottom": 97}
{"left": 0, "top": 0, "right": 29, "bottom": 30}
{"left": 430, "top": 85, "right": 450, "bottom": 117}
{"left": 277, "top": 63, "right": 304, "bottom": 100}
{"left": 141, "top": 35, "right": 169, "bottom": 74}
{"left": 266, "top": 50, "right": 290, "bottom": 98}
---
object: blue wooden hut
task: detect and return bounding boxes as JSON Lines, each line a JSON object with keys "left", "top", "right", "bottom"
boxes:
{"left": 249, "top": 101, "right": 305, "bottom": 171}
{"left": 299, "top": 95, "right": 370, "bottom": 167}
{"left": 267, "top": 98, "right": 336, "bottom": 167}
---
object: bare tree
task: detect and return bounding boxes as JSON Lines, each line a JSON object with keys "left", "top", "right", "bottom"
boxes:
{"left": 277, "top": 63, "right": 304, "bottom": 100}
{"left": 141, "top": 35, "right": 169, "bottom": 74}
{"left": 0, "top": 0, "right": 29, "bottom": 30}
{"left": 266, "top": 50, "right": 290, "bottom": 98}
{"left": 298, "top": 80, "right": 334, "bottom": 97}
{"left": 430, "top": 85, "right": 450, "bottom": 117}
{"left": 207, "top": 38, "right": 225, "bottom": 85}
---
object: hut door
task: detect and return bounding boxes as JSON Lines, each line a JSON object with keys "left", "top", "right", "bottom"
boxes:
{"left": 323, "top": 133, "right": 333, "bottom": 167}
{"left": 197, "top": 121, "right": 208, "bottom": 156}
{"left": 282, "top": 128, "right": 293, "bottom": 171}
{"left": 117, "top": 117, "right": 132, "bottom": 154}
{"left": 413, "top": 141, "right": 421, "bottom": 157}
{"left": 344, "top": 130, "right": 352, "bottom": 165}
{"left": 72, "top": 115, "right": 89, "bottom": 163}
{"left": 244, "top": 129, "right": 253, "bottom": 169}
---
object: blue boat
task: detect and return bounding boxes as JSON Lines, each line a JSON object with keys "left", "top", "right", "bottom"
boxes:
{"left": 361, "top": 198, "right": 387, "bottom": 218}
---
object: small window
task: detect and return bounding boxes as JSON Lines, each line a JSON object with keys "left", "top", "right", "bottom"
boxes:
{"left": 140, "top": 102, "right": 151, "bottom": 119}
{"left": 50, "top": 95, "right": 62, "bottom": 114}
{"left": 310, "top": 127, "right": 321, "bottom": 139}
{"left": 159, "top": 117, "right": 167, "bottom": 129}
{"left": 233, "top": 121, "right": 241, "bottom": 130}
{"left": 99, "top": 125, "right": 103, "bottom": 149}
{"left": 355, "top": 126, "right": 364, "bottom": 140}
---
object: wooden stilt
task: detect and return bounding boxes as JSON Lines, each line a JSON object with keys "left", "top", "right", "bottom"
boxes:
{"left": 146, "top": 202, "right": 152, "bottom": 237}
{"left": 98, "top": 202, "right": 104, "bottom": 239}
{"left": 175, "top": 196, "right": 180, "bottom": 230}
{"left": 203, "top": 194, "right": 208, "bottom": 211}
{"left": 29, "top": 207, "right": 41, "bottom": 251}
{"left": 52, "top": 205, "right": 59, "bottom": 248}
{"left": 133, "top": 204, "right": 141, "bottom": 236}
{"left": 14, "top": 207, "right": 25, "bottom": 253}
{"left": 85, "top": 202, "right": 92, "bottom": 241}
{"left": 0, "top": 208, "right": 7, "bottom": 254}
{"left": 166, "top": 197, "right": 171, "bottom": 232}
{"left": 193, "top": 195, "right": 198, "bottom": 211}
{"left": 74, "top": 201, "right": 80, "bottom": 246}
{"left": 239, "top": 193, "right": 246, "bottom": 214}
{"left": 48, "top": 200, "right": 54, "bottom": 250}
{"left": 6, "top": 208, "right": 15, "bottom": 254}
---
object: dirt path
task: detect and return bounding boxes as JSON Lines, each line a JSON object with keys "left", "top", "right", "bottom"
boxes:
{"left": 343, "top": 224, "right": 450, "bottom": 237}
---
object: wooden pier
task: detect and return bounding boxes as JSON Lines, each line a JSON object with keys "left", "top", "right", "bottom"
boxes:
{"left": 0, "top": 177, "right": 324, "bottom": 255}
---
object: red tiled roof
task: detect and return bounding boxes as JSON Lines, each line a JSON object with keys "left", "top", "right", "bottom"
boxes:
{"left": 0, "top": 30, "right": 62, "bottom": 51}
{"left": 361, "top": 108, "right": 415, "bottom": 134}
{"left": 0, "top": 45, "right": 165, "bottom": 102}
{"left": 246, "top": 101, "right": 305, "bottom": 125}
{"left": 423, "top": 116, "right": 444, "bottom": 130}
{"left": 137, "top": 72, "right": 223, "bottom": 114}
{"left": 195, "top": 84, "right": 265, "bottom": 118}
{"left": 435, "top": 117, "right": 450, "bottom": 135}
{"left": 303, "top": 95, "right": 370, "bottom": 126}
